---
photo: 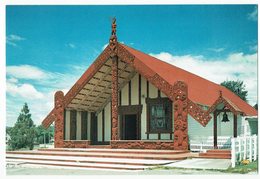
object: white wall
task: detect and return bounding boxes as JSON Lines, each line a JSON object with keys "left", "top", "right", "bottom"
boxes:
{"left": 104, "top": 102, "right": 111, "bottom": 141}
{"left": 188, "top": 112, "right": 243, "bottom": 139}
{"left": 131, "top": 74, "right": 139, "bottom": 105}
{"left": 120, "top": 73, "right": 173, "bottom": 140}
{"left": 87, "top": 112, "right": 91, "bottom": 140}
{"left": 97, "top": 112, "right": 102, "bottom": 142}
{"left": 96, "top": 102, "right": 112, "bottom": 142}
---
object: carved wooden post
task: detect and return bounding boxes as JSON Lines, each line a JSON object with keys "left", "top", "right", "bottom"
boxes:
{"left": 213, "top": 111, "right": 218, "bottom": 149}
{"left": 173, "top": 81, "right": 188, "bottom": 150}
{"left": 109, "top": 17, "right": 119, "bottom": 141}
{"left": 111, "top": 56, "right": 119, "bottom": 140}
{"left": 54, "top": 91, "right": 65, "bottom": 148}
{"left": 233, "top": 113, "right": 237, "bottom": 137}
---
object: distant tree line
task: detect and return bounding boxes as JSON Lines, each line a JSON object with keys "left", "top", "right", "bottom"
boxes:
{"left": 221, "top": 79, "right": 257, "bottom": 110}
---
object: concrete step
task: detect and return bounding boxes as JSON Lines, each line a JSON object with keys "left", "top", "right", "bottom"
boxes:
{"left": 6, "top": 149, "right": 181, "bottom": 171}
{"left": 198, "top": 149, "right": 231, "bottom": 159}
{"left": 6, "top": 154, "right": 175, "bottom": 166}
{"left": 197, "top": 155, "right": 231, "bottom": 159}
{"left": 6, "top": 150, "right": 188, "bottom": 160}
{"left": 6, "top": 159, "right": 149, "bottom": 170}
{"left": 206, "top": 149, "right": 231, "bottom": 154}
{"left": 199, "top": 153, "right": 231, "bottom": 157}
{"left": 38, "top": 148, "right": 188, "bottom": 155}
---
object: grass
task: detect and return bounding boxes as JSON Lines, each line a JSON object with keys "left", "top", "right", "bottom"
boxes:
{"left": 148, "top": 160, "right": 258, "bottom": 174}
{"left": 223, "top": 160, "right": 258, "bottom": 174}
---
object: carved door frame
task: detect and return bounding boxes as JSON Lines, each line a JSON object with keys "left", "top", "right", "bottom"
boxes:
{"left": 118, "top": 105, "right": 142, "bottom": 140}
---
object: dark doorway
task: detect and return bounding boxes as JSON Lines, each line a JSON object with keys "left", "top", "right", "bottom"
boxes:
{"left": 90, "top": 112, "right": 98, "bottom": 144}
{"left": 124, "top": 114, "right": 137, "bottom": 140}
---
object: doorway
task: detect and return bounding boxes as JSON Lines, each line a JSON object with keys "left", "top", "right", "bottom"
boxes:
{"left": 124, "top": 114, "right": 137, "bottom": 140}
{"left": 90, "top": 112, "right": 98, "bottom": 145}
{"left": 119, "top": 105, "right": 142, "bottom": 140}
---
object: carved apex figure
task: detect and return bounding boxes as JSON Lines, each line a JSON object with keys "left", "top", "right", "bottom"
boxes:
{"left": 109, "top": 17, "right": 118, "bottom": 57}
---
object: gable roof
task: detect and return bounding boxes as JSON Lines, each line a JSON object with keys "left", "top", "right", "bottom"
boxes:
{"left": 42, "top": 43, "right": 257, "bottom": 128}
{"left": 121, "top": 44, "right": 257, "bottom": 116}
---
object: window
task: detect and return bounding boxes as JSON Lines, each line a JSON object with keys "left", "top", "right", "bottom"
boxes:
{"left": 146, "top": 98, "right": 172, "bottom": 133}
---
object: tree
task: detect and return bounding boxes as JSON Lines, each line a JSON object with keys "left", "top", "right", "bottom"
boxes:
{"left": 35, "top": 125, "right": 54, "bottom": 144}
{"left": 220, "top": 80, "right": 248, "bottom": 102}
{"left": 9, "top": 103, "right": 36, "bottom": 150}
{"left": 254, "top": 103, "right": 258, "bottom": 110}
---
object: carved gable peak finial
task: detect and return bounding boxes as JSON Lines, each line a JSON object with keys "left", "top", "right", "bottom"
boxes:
{"left": 109, "top": 17, "right": 118, "bottom": 57}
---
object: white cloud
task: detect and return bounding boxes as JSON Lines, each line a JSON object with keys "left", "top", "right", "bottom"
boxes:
{"left": 7, "top": 65, "right": 50, "bottom": 80}
{"left": 7, "top": 77, "right": 18, "bottom": 83}
{"left": 150, "top": 52, "right": 257, "bottom": 105}
{"left": 208, "top": 47, "right": 225, "bottom": 52}
{"left": 248, "top": 7, "right": 258, "bottom": 21}
{"left": 102, "top": 43, "right": 108, "bottom": 50}
{"left": 6, "top": 34, "right": 25, "bottom": 46}
{"left": 7, "top": 82, "right": 44, "bottom": 99}
{"left": 6, "top": 64, "right": 85, "bottom": 126}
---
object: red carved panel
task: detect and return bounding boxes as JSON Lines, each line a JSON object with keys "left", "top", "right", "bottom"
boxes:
{"left": 111, "top": 56, "right": 119, "bottom": 140}
{"left": 173, "top": 81, "right": 188, "bottom": 150}
{"left": 207, "top": 95, "right": 238, "bottom": 115}
{"left": 187, "top": 99, "right": 211, "bottom": 127}
{"left": 54, "top": 91, "right": 65, "bottom": 148}
{"left": 63, "top": 140, "right": 90, "bottom": 148}
{"left": 110, "top": 141, "right": 175, "bottom": 150}
{"left": 117, "top": 44, "right": 135, "bottom": 65}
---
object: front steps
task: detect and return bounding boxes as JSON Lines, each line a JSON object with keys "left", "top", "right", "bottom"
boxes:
{"left": 198, "top": 149, "right": 231, "bottom": 159}
{"left": 6, "top": 148, "right": 190, "bottom": 171}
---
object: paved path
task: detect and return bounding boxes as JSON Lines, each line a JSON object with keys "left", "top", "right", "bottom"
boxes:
{"left": 165, "top": 158, "right": 231, "bottom": 170}
{"left": 6, "top": 166, "right": 226, "bottom": 175}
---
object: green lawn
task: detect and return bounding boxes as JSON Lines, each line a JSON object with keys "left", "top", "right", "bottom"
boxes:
{"left": 149, "top": 160, "right": 258, "bottom": 174}
{"left": 223, "top": 161, "right": 258, "bottom": 174}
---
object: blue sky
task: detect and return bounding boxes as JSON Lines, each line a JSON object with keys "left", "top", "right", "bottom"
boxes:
{"left": 6, "top": 5, "right": 258, "bottom": 126}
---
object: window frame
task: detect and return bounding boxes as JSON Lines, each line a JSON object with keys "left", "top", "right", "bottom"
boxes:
{"left": 146, "top": 97, "right": 172, "bottom": 134}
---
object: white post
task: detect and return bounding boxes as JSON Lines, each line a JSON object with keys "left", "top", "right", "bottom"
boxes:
{"left": 238, "top": 136, "right": 242, "bottom": 161}
{"left": 200, "top": 142, "right": 203, "bottom": 152}
{"left": 249, "top": 136, "right": 252, "bottom": 161}
{"left": 243, "top": 136, "right": 247, "bottom": 160}
{"left": 243, "top": 117, "right": 247, "bottom": 136}
{"left": 231, "top": 138, "right": 236, "bottom": 168}
{"left": 253, "top": 135, "right": 257, "bottom": 161}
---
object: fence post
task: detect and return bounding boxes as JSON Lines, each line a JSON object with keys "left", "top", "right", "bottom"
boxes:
{"left": 243, "top": 137, "right": 247, "bottom": 160}
{"left": 238, "top": 136, "right": 241, "bottom": 161}
{"left": 253, "top": 135, "right": 257, "bottom": 161}
{"left": 231, "top": 138, "right": 236, "bottom": 168}
{"left": 249, "top": 136, "right": 252, "bottom": 161}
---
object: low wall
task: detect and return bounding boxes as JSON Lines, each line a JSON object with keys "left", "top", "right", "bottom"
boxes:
{"left": 63, "top": 140, "right": 90, "bottom": 148}
{"left": 110, "top": 140, "right": 175, "bottom": 150}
